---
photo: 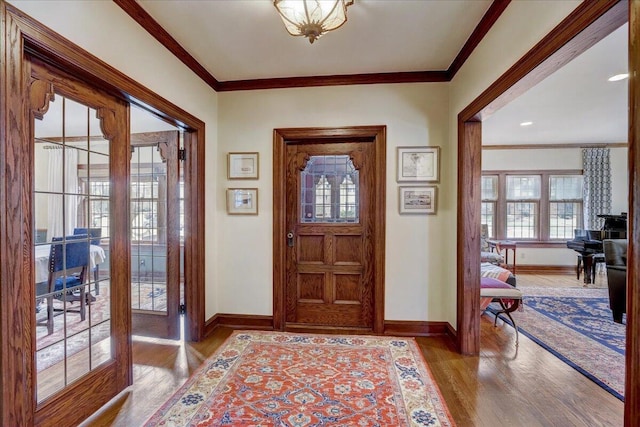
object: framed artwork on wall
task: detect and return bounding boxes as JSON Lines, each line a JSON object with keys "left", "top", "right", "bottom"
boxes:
{"left": 396, "top": 146, "right": 440, "bottom": 182}
{"left": 399, "top": 186, "right": 437, "bottom": 215}
{"left": 228, "top": 152, "right": 259, "bottom": 179}
{"left": 226, "top": 188, "right": 258, "bottom": 215}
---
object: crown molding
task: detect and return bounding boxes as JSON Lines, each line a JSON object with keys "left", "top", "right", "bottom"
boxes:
{"left": 113, "top": 0, "right": 221, "bottom": 91}
{"left": 114, "top": 0, "right": 510, "bottom": 92}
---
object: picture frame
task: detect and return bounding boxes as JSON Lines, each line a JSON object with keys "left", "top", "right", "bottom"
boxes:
{"left": 399, "top": 186, "right": 437, "bottom": 215}
{"left": 226, "top": 188, "right": 258, "bottom": 215}
{"left": 396, "top": 146, "right": 440, "bottom": 182}
{"left": 228, "top": 152, "right": 259, "bottom": 179}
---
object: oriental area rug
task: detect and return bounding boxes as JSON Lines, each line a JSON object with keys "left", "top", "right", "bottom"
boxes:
{"left": 145, "top": 330, "right": 456, "bottom": 426}
{"left": 489, "top": 286, "right": 625, "bottom": 400}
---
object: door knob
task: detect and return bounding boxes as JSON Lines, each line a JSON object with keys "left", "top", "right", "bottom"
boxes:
{"left": 287, "top": 232, "right": 294, "bottom": 247}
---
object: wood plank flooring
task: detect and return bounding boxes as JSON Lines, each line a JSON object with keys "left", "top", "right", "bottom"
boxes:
{"left": 82, "top": 273, "right": 624, "bottom": 427}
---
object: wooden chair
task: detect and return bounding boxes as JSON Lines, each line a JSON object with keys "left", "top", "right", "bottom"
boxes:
{"left": 40, "top": 235, "right": 91, "bottom": 335}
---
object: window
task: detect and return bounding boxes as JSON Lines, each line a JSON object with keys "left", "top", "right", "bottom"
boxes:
{"left": 482, "top": 171, "right": 583, "bottom": 242}
{"left": 481, "top": 175, "right": 498, "bottom": 237}
{"left": 549, "top": 175, "right": 583, "bottom": 239}
{"left": 506, "top": 175, "right": 540, "bottom": 239}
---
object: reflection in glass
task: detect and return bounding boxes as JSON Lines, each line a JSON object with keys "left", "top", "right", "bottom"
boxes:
{"left": 34, "top": 95, "right": 112, "bottom": 403}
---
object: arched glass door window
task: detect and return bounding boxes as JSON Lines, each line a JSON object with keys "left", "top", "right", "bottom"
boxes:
{"left": 301, "top": 155, "right": 359, "bottom": 223}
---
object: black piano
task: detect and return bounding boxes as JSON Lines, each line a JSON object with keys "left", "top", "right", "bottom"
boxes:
{"left": 566, "top": 213, "right": 627, "bottom": 284}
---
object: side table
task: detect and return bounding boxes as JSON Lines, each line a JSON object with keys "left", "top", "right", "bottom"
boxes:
{"left": 487, "top": 239, "right": 517, "bottom": 276}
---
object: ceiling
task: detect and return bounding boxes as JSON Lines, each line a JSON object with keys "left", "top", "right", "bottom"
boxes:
{"left": 136, "top": 0, "right": 492, "bottom": 81}
{"left": 483, "top": 23, "right": 628, "bottom": 146}
{"left": 130, "top": 1, "right": 627, "bottom": 146}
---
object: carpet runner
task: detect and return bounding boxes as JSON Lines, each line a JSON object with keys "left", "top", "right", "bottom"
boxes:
{"left": 145, "top": 330, "right": 455, "bottom": 426}
{"left": 488, "top": 286, "right": 625, "bottom": 400}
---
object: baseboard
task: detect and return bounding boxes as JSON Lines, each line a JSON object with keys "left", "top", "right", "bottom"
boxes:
{"left": 384, "top": 320, "right": 453, "bottom": 337}
{"left": 203, "top": 314, "right": 456, "bottom": 341}
{"left": 205, "top": 313, "right": 274, "bottom": 338}
{"left": 516, "top": 265, "right": 576, "bottom": 274}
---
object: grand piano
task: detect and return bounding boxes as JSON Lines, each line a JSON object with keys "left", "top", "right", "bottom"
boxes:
{"left": 566, "top": 213, "right": 627, "bottom": 284}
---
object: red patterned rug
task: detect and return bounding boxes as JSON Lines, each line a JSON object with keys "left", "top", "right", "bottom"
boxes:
{"left": 145, "top": 331, "right": 455, "bottom": 426}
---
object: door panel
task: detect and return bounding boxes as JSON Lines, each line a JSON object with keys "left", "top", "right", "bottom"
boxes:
{"left": 28, "top": 57, "right": 131, "bottom": 425}
{"left": 130, "top": 128, "right": 181, "bottom": 340}
{"left": 285, "top": 143, "right": 374, "bottom": 329}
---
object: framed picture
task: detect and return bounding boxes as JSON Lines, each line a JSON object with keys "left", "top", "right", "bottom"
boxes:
{"left": 396, "top": 146, "right": 440, "bottom": 182}
{"left": 226, "top": 188, "right": 258, "bottom": 215}
{"left": 228, "top": 152, "right": 259, "bottom": 179}
{"left": 399, "top": 186, "right": 437, "bottom": 215}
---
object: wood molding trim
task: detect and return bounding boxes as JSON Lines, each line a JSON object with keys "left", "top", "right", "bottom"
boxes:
{"left": 627, "top": 2, "right": 640, "bottom": 425}
{"left": 205, "top": 314, "right": 274, "bottom": 337}
{"left": 113, "top": 0, "right": 220, "bottom": 91}
{"left": 216, "top": 71, "right": 448, "bottom": 92}
{"left": 515, "top": 265, "right": 576, "bottom": 275}
{"left": 114, "top": 0, "right": 508, "bottom": 91}
{"left": 458, "top": 2, "right": 639, "bottom": 423}
{"left": 460, "top": 0, "right": 627, "bottom": 122}
{"left": 1, "top": 3, "right": 206, "bottom": 423}
{"left": 383, "top": 321, "right": 453, "bottom": 338}
{"left": 447, "top": 0, "right": 511, "bottom": 79}
{"left": 483, "top": 142, "right": 628, "bottom": 150}
{"left": 458, "top": 0, "right": 626, "bottom": 355}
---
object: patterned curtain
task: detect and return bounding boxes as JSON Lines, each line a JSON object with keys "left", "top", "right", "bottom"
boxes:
{"left": 582, "top": 148, "right": 611, "bottom": 229}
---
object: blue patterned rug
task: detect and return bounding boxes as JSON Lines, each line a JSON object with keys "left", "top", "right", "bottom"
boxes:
{"left": 488, "top": 287, "right": 626, "bottom": 400}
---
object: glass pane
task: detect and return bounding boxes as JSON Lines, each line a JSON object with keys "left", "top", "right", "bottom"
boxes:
{"left": 34, "top": 94, "right": 112, "bottom": 403}
{"left": 550, "top": 175, "right": 583, "bottom": 200}
{"left": 550, "top": 201, "right": 582, "bottom": 239}
{"left": 300, "top": 155, "right": 359, "bottom": 223}
{"left": 131, "top": 144, "right": 167, "bottom": 313}
{"left": 481, "top": 175, "right": 498, "bottom": 200}
{"left": 481, "top": 202, "right": 495, "bottom": 238}
{"left": 506, "top": 175, "right": 541, "bottom": 200}
{"left": 506, "top": 202, "right": 537, "bottom": 238}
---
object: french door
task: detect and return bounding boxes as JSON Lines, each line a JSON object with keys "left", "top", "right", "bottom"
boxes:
{"left": 130, "top": 130, "right": 182, "bottom": 339}
{"left": 29, "top": 57, "right": 131, "bottom": 425}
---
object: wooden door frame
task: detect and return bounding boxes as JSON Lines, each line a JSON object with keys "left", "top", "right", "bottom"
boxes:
{"left": 0, "top": 3, "right": 205, "bottom": 424}
{"left": 457, "top": 0, "right": 640, "bottom": 424}
{"left": 273, "top": 126, "right": 386, "bottom": 334}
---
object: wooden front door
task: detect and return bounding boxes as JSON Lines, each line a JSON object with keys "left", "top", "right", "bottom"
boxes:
{"left": 274, "top": 127, "right": 386, "bottom": 333}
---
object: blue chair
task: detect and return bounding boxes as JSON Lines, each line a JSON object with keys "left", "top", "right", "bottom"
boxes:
{"left": 73, "top": 227, "right": 102, "bottom": 294}
{"left": 41, "top": 235, "right": 91, "bottom": 335}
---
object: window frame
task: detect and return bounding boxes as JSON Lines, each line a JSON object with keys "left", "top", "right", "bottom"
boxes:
{"left": 482, "top": 169, "right": 583, "bottom": 244}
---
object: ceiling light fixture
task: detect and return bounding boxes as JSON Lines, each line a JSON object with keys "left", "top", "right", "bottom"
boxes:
{"left": 273, "top": 0, "right": 354, "bottom": 44}
{"left": 608, "top": 73, "right": 629, "bottom": 82}
{"left": 520, "top": 121, "right": 533, "bottom": 127}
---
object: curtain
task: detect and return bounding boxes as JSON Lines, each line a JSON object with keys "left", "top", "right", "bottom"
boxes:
{"left": 582, "top": 148, "right": 611, "bottom": 230}
{"left": 47, "top": 147, "right": 79, "bottom": 238}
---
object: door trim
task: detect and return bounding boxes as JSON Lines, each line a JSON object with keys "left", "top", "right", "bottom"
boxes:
{"left": 273, "top": 126, "right": 386, "bottom": 334}
{"left": 0, "top": 3, "right": 206, "bottom": 424}
{"left": 456, "top": 0, "right": 639, "bottom": 424}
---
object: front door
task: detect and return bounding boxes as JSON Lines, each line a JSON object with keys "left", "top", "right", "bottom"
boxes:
{"left": 274, "top": 127, "right": 386, "bottom": 333}
{"left": 29, "top": 57, "right": 131, "bottom": 425}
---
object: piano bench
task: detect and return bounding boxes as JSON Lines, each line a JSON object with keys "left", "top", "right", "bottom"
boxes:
{"left": 481, "top": 277, "right": 523, "bottom": 345}
{"left": 576, "top": 253, "right": 605, "bottom": 283}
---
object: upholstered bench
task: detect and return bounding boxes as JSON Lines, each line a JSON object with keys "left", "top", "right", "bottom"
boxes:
{"left": 480, "top": 277, "right": 523, "bottom": 345}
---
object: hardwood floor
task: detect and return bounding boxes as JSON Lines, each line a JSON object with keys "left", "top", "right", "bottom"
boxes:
{"left": 82, "top": 273, "right": 623, "bottom": 427}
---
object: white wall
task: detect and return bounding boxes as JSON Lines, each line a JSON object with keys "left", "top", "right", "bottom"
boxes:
{"left": 218, "top": 84, "right": 450, "bottom": 321}
{"left": 8, "top": 0, "right": 220, "bottom": 318}
{"left": 483, "top": 147, "right": 629, "bottom": 265}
